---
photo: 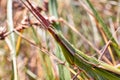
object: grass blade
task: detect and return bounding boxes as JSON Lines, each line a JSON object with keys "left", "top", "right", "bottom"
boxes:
{"left": 49, "top": 0, "right": 58, "bottom": 18}
{"left": 7, "top": 0, "right": 17, "bottom": 80}
{"left": 85, "top": 0, "right": 112, "bottom": 40}
{"left": 49, "top": 0, "right": 71, "bottom": 80}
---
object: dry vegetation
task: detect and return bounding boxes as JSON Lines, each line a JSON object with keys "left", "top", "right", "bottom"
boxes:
{"left": 0, "top": 0, "right": 120, "bottom": 80}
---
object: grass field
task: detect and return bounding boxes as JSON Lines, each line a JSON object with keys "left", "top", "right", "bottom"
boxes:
{"left": 0, "top": 0, "right": 120, "bottom": 80}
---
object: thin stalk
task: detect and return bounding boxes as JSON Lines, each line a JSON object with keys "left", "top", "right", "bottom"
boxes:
{"left": 98, "top": 41, "right": 112, "bottom": 60}
{"left": 7, "top": 0, "right": 17, "bottom": 80}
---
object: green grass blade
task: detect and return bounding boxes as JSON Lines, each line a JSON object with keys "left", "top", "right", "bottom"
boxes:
{"left": 56, "top": 46, "right": 71, "bottom": 80}
{"left": 49, "top": 0, "right": 61, "bottom": 30}
{"left": 43, "top": 54, "right": 55, "bottom": 80}
{"left": 85, "top": 0, "right": 112, "bottom": 40}
{"left": 49, "top": 0, "right": 58, "bottom": 18}
{"left": 31, "top": 27, "right": 40, "bottom": 44}
{"left": 31, "top": 27, "right": 55, "bottom": 80}
{"left": 49, "top": 0, "right": 71, "bottom": 80}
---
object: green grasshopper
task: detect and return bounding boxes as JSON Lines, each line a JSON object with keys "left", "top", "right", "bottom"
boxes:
{"left": 21, "top": 0, "right": 120, "bottom": 79}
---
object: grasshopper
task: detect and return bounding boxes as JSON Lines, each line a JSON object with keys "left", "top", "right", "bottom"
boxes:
{"left": 20, "top": 0, "right": 120, "bottom": 79}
